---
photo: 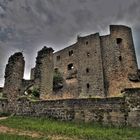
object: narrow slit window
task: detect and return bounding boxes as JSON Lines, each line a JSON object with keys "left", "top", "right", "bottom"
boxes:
{"left": 87, "top": 83, "right": 90, "bottom": 89}
{"left": 69, "top": 50, "right": 73, "bottom": 56}
{"left": 86, "top": 68, "right": 89, "bottom": 73}
{"left": 119, "top": 56, "right": 122, "bottom": 61}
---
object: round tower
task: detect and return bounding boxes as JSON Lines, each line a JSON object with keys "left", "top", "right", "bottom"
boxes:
{"left": 107, "top": 25, "right": 139, "bottom": 96}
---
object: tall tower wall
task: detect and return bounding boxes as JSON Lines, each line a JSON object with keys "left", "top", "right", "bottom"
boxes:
{"left": 77, "top": 33, "right": 105, "bottom": 97}
{"left": 3, "top": 52, "right": 25, "bottom": 112}
{"left": 34, "top": 47, "right": 54, "bottom": 99}
{"left": 101, "top": 25, "right": 138, "bottom": 96}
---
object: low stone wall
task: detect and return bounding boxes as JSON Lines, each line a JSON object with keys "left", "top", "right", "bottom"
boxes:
{"left": 124, "top": 88, "right": 140, "bottom": 127}
{"left": 0, "top": 88, "right": 139, "bottom": 127}
{"left": 16, "top": 97, "right": 127, "bottom": 126}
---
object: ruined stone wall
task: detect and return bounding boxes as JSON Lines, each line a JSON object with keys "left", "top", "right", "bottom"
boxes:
{"left": 15, "top": 92, "right": 140, "bottom": 127}
{"left": 34, "top": 47, "right": 54, "bottom": 99}
{"left": 124, "top": 88, "right": 140, "bottom": 127}
{"left": 28, "top": 25, "right": 139, "bottom": 99}
{"left": 3, "top": 52, "right": 25, "bottom": 112}
{"left": 100, "top": 25, "right": 139, "bottom": 96}
{"left": 54, "top": 33, "right": 105, "bottom": 98}
{"left": 16, "top": 97, "right": 126, "bottom": 125}
{"left": 53, "top": 43, "right": 80, "bottom": 99}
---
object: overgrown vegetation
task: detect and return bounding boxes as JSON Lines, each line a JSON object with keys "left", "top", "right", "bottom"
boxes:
{"left": 53, "top": 70, "right": 63, "bottom": 91}
{"left": 0, "top": 116, "right": 140, "bottom": 140}
{"left": 25, "top": 87, "right": 40, "bottom": 99}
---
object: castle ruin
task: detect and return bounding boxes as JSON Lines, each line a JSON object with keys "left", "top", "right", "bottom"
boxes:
{"left": 31, "top": 25, "right": 139, "bottom": 99}
{"left": 0, "top": 25, "right": 140, "bottom": 127}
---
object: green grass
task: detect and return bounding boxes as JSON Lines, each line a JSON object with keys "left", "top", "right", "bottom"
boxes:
{"left": 0, "top": 133, "right": 42, "bottom": 140}
{"left": 0, "top": 116, "right": 140, "bottom": 140}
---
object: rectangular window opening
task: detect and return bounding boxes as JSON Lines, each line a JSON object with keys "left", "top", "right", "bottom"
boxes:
{"left": 69, "top": 50, "right": 73, "bottom": 56}
{"left": 116, "top": 38, "right": 122, "bottom": 44}
{"left": 57, "top": 55, "right": 60, "bottom": 61}
{"left": 86, "top": 41, "right": 89, "bottom": 45}
{"left": 87, "top": 83, "right": 90, "bottom": 89}
{"left": 86, "top": 68, "right": 89, "bottom": 73}
{"left": 67, "top": 63, "right": 74, "bottom": 70}
{"left": 87, "top": 52, "right": 90, "bottom": 57}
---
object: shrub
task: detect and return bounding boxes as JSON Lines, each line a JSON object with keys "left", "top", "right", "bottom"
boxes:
{"left": 53, "top": 71, "right": 63, "bottom": 91}
{"left": 32, "top": 88, "right": 40, "bottom": 98}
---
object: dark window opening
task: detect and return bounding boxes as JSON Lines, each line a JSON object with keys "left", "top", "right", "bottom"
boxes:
{"left": 68, "top": 63, "right": 74, "bottom": 70}
{"left": 86, "top": 68, "right": 89, "bottom": 73}
{"left": 57, "top": 55, "right": 60, "bottom": 61}
{"left": 87, "top": 83, "right": 90, "bottom": 89}
{"left": 87, "top": 52, "right": 90, "bottom": 57}
{"left": 2, "top": 104, "right": 4, "bottom": 107}
{"left": 119, "top": 56, "right": 122, "bottom": 61}
{"left": 86, "top": 41, "right": 88, "bottom": 45}
{"left": 69, "top": 50, "right": 73, "bottom": 56}
{"left": 54, "top": 68, "right": 58, "bottom": 73}
{"left": 116, "top": 38, "right": 122, "bottom": 44}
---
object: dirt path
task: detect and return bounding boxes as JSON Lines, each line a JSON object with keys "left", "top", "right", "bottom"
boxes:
{"left": 0, "top": 117, "right": 8, "bottom": 120}
{"left": 0, "top": 125, "right": 42, "bottom": 138}
{"left": 0, "top": 125, "right": 81, "bottom": 140}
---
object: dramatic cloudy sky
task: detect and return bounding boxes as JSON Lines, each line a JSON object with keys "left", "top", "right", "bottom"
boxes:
{"left": 0, "top": 0, "right": 140, "bottom": 86}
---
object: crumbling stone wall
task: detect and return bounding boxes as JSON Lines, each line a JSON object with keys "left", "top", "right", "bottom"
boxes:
{"left": 53, "top": 43, "right": 80, "bottom": 99}
{"left": 15, "top": 92, "right": 140, "bottom": 127}
{"left": 34, "top": 47, "right": 54, "bottom": 99}
{"left": 3, "top": 52, "right": 25, "bottom": 112}
{"left": 123, "top": 88, "right": 140, "bottom": 127}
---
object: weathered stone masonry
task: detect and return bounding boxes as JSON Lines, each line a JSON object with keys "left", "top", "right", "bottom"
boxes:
{"left": 3, "top": 52, "right": 25, "bottom": 113}
{"left": 53, "top": 25, "right": 139, "bottom": 98}
{"left": 0, "top": 25, "right": 140, "bottom": 127}
{"left": 3, "top": 89, "right": 139, "bottom": 127}
{"left": 33, "top": 47, "right": 54, "bottom": 99}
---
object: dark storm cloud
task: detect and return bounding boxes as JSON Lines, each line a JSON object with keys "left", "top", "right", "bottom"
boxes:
{"left": 0, "top": 0, "right": 140, "bottom": 86}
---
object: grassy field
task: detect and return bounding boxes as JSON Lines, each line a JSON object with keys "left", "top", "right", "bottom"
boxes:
{"left": 0, "top": 116, "right": 140, "bottom": 140}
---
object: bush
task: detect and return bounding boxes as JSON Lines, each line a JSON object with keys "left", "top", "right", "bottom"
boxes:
{"left": 53, "top": 71, "right": 63, "bottom": 91}
{"left": 32, "top": 88, "right": 40, "bottom": 98}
